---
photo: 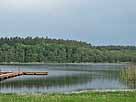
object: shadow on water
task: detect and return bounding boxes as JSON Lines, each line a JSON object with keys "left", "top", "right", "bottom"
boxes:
{"left": 0, "top": 73, "right": 93, "bottom": 88}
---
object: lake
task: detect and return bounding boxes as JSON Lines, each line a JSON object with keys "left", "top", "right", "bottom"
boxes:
{"left": 0, "top": 63, "right": 135, "bottom": 94}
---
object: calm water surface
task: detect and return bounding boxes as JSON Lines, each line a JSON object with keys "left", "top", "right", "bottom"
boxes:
{"left": 0, "top": 63, "right": 134, "bottom": 93}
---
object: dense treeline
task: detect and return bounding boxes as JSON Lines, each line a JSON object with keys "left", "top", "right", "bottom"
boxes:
{"left": 0, "top": 37, "right": 135, "bottom": 63}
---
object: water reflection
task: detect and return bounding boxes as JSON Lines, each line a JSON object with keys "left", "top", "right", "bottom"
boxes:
{"left": 0, "top": 64, "right": 135, "bottom": 93}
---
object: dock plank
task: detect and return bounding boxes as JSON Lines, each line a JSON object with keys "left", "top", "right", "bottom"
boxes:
{"left": 0, "top": 72, "right": 48, "bottom": 81}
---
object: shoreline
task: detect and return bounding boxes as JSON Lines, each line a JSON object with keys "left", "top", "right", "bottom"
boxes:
{"left": 1, "top": 89, "right": 136, "bottom": 95}
{"left": 0, "top": 62, "right": 130, "bottom": 66}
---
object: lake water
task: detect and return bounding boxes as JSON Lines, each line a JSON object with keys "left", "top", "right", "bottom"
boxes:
{"left": 0, "top": 63, "right": 135, "bottom": 94}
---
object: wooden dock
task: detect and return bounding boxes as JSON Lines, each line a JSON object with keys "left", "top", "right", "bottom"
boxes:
{"left": 0, "top": 72, "right": 48, "bottom": 81}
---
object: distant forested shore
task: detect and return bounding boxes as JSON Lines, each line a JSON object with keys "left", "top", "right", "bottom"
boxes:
{"left": 0, "top": 37, "right": 135, "bottom": 63}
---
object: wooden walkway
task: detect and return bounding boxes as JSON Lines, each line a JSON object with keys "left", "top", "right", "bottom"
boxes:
{"left": 0, "top": 72, "right": 48, "bottom": 81}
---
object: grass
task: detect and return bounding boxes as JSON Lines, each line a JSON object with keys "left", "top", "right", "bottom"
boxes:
{"left": 0, "top": 92, "right": 136, "bottom": 102}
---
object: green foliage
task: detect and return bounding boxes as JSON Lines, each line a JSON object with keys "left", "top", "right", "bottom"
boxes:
{"left": 0, "top": 37, "right": 135, "bottom": 63}
{"left": 1, "top": 92, "right": 136, "bottom": 102}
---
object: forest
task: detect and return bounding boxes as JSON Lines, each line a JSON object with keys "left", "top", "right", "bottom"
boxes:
{"left": 0, "top": 37, "right": 135, "bottom": 63}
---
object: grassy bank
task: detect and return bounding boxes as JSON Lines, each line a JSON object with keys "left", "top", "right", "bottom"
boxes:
{"left": 1, "top": 92, "right": 136, "bottom": 102}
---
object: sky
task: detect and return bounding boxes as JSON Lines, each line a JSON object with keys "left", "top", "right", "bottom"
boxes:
{"left": 0, "top": 0, "right": 136, "bottom": 45}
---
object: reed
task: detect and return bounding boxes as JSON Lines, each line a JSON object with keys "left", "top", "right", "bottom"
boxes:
{"left": 121, "top": 65, "right": 136, "bottom": 81}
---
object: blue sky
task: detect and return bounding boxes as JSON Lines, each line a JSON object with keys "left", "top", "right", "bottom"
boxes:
{"left": 0, "top": 0, "right": 136, "bottom": 45}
